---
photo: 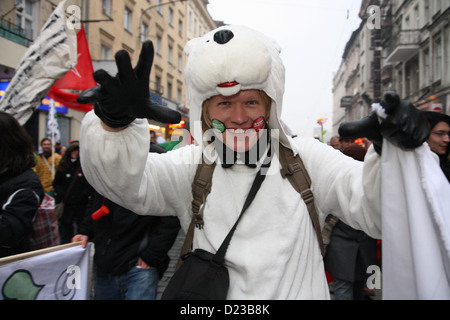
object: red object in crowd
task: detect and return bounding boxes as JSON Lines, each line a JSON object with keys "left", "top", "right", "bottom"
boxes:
{"left": 91, "top": 205, "right": 110, "bottom": 221}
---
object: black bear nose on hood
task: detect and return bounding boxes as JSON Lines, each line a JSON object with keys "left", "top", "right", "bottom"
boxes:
{"left": 213, "top": 29, "right": 234, "bottom": 44}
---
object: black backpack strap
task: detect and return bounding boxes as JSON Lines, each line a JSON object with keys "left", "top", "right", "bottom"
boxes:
{"left": 278, "top": 144, "right": 325, "bottom": 256}
{"left": 213, "top": 160, "right": 271, "bottom": 265}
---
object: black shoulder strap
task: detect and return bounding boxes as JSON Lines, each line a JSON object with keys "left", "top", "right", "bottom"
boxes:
{"left": 213, "top": 160, "right": 270, "bottom": 265}
{"left": 278, "top": 144, "right": 325, "bottom": 256}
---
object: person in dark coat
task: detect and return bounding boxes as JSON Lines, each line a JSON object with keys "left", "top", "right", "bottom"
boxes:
{"left": 72, "top": 144, "right": 181, "bottom": 300}
{"left": 0, "top": 111, "right": 44, "bottom": 257}
{"left": 323, "top": 144, "right": 379, "bottom": 300}
{"left": 73, "top": 192, "right": 181, "bottom": 300}
{"left": 53, "top": 142, "right": 94, "bottom": 243}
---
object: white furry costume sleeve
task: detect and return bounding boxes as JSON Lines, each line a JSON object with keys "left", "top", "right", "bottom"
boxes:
{"left": 80, "top": 111, "right": 197, "bottom": 230}
{"left": 294, "top": 137, "right": 382, "bottom": 239}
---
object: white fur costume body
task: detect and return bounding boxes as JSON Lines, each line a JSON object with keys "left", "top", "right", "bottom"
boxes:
{"left": 80, "top": 26, "right": 382, "bottom": 299}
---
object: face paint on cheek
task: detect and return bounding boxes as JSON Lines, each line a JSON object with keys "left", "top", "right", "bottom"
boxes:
{"left": 211, "top": 117, "right": 266, "bottom": 152}
{"left": 212, "top": 119, "right": 226, "bottom": 133}
{"left": 211, "top": 117, "right": 266, "bottom": 133}
{"left": 252, "top": 116, "right": 265, "bottom": 132}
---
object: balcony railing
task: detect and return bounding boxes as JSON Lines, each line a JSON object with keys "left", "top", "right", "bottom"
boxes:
{"left": 0, "top": 17, "right": 28, "bottom": 46}
{"left": 385, "top": 29, "right": 420, "bottom": 63}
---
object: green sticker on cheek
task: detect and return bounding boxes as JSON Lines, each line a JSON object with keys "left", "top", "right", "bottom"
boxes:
{"left": 211, "top": 119, "right": 226, "bottom": 133}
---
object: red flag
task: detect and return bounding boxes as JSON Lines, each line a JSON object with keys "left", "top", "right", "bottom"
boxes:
{"left": 48, "top": 25, "right": 96, "bottom": 113}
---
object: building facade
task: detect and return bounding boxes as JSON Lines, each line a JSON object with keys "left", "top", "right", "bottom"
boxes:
{"left": 0, "top": 0, "right": 218, "bottom": 148}
{"left": 332, "top": 0, "right": 450, "bottom": 136}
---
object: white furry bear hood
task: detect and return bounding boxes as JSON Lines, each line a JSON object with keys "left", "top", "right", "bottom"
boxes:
{"left": 184, "top": 25, "right": 292, "bottom": 149}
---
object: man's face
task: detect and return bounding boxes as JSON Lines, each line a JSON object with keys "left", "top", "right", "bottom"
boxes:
{"left": 207, "top": 90, "right": 268, "bottom": 152}
{"left": 427, "top": 121, "right": 450, "bottom": 155}
{"left": 41, "top": 140, "right": 52, "bottom": 154}
{"left": 330, "top": 140, "right": 341, "bottom": 150}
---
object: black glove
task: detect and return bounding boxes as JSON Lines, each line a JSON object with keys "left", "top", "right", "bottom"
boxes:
{"left": 339, "top": 92, "right": 429, "bottom": 154}
{"left": 77, "top": 41, "right": 181, "bottom": 128}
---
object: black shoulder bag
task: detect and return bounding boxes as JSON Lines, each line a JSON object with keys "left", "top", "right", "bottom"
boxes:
{"left": 162, "top": 161, "right": 270, "bottom": 300}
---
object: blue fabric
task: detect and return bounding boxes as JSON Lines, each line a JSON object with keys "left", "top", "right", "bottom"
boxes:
{"left": 94, "top": 267, "right": 159, "bottom": 300}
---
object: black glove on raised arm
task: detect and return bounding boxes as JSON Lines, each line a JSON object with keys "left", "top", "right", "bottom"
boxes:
{"left": 339, "top": 92, "right": 429, "bottom": 155}
{"left": 77, "top": 41, "right": 181, "bottom": 128}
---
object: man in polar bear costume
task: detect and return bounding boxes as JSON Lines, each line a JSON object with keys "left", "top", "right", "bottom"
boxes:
{"left": 78, "top": 25, "right": 432, "bottom": 299}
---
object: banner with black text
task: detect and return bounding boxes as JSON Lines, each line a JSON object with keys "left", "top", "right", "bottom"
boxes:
{"left": 0, "top": 242, "right": 93, "bottom": 300}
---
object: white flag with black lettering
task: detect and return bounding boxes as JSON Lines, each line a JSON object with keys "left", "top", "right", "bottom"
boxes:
{"left": 0, "top": 0, "right": 76, "bottom": 125}
{"left": 0, "top": 242, "right": 93, "bottom": 300}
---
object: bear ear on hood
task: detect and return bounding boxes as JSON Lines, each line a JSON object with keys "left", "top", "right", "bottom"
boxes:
{"left": 184, "top": 37, "right": 201, "bottom": 56}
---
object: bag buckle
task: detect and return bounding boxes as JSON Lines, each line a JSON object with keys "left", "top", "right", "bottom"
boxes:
{"left": 281, "top": 162, "right": 302, "bottom": 177}
{"left": 300, "top": 189, "right": 314, "bottom": 204}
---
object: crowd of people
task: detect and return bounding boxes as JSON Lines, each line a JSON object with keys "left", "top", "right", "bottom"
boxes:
{"left": 1, "top": 25, "right": 449, "bottom": 300}
{"left": 0, "top": 114, "right": 182, "bottom": 300}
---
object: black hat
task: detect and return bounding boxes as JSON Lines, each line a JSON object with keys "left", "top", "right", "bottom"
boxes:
{"left": 422, "top": 111, "right": 450, "bottom": 129}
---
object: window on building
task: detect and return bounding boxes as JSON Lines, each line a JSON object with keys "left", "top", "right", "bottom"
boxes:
{"left": 102, "top": 0, "right": 111, "bottom": 15}
{"left": 156, "top": 34, "right": 162, "bottom": 55}
{"left": 124, "top": 7, "right": 132, "bottom": 32}
{"left": 155, "top": 76, "right": 162, "bottom": 94}
{"left": 157, "top": 0, "right": 163, "bottom": 15}
{"left": 16, "top": 0, "right": 36, "bottom": 42}
{"left": 360, "top": 65, "right": 365, "bottom": 89}
{"left": 100, "top": 44, "right": 112, "bottom": 60}
{"left": 404, "top": 15, "right": 410, "bottom": 29}
{"left": 167, "top": 82, "right": 173, "bottom": 100}
{"left": 436, "top": 0, "right": 442, "bottom": 13}
{"left": 423, "top": 48, "right": 430, "bottom": 86}
{"left": 433, "top": 37, "right": 442, "bottom": 81}
{"left": 424, "top": 0, "right": 430, "bottom": 23}
{"left": 177, "top": 88, "right": 182, "bottom": 103}
{"left": 414, "top": 5, "right": 419, "bottom": 28}
{"left": 405, "top": 57, "right": 419, "bottom": 97}
{"left": 169, "top": 7, "right": 174, "bottom": 26}
{"left": 141, "top": 23, "right": 148, "bottom": 42}
{"left": 177, "top": 53, "right": 182, "bottom": 72}
{"left": 168, "top": 45, "right": 173, "bottom": 64}
{"left": 178, "top": 20, "right": 183, "bottom": 37}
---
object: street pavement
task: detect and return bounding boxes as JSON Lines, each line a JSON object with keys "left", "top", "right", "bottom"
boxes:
{"left": 156, "top": 229, "right": 382, "bottom": 300}
{"left": 156, "top": 229, "right": 186, "bottom": 300}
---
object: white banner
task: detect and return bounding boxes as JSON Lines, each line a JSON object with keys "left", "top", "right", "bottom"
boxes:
{"left": 0, "top": 242, "right": 93, "bottom": 300}
{"left": 381, "top": 141, "right": 450, "bottom": 299}
{"left": 47, "top": 99, "right": 61, "bottom": 144}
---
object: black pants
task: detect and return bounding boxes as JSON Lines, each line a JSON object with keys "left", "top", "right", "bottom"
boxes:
{"left": 58, "top": 204, "right": 87, "bottom": 244}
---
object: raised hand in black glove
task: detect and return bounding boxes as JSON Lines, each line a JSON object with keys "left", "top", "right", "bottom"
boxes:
{"left": 77, "top": 41, "right": 181, "bottom": 128}
{"left": 339, "top": 92, "right": 429, "bottom": 154}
